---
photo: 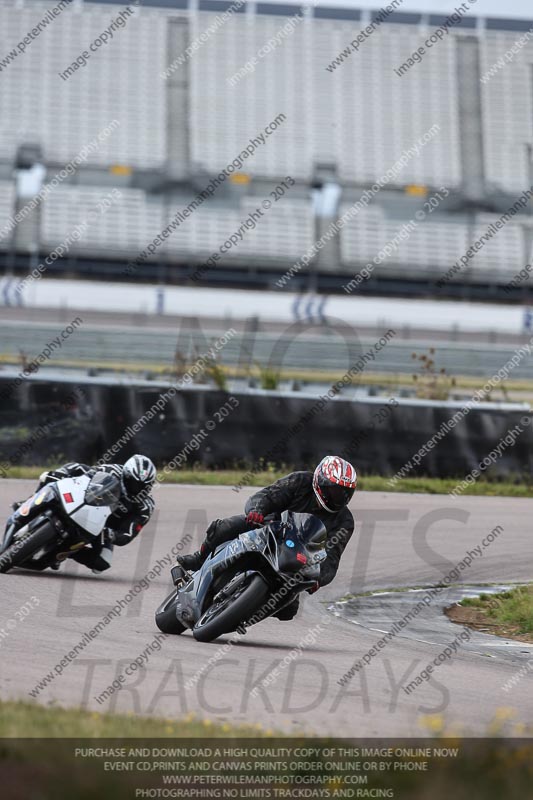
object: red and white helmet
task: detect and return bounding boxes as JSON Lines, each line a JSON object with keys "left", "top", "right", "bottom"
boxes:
{"left": 312, "top": 456, "right": 357, "bottom": 513}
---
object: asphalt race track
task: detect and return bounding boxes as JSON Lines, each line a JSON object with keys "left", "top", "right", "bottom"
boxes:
{"left": 1, "top": 481, "right": 533, "bottom": 737}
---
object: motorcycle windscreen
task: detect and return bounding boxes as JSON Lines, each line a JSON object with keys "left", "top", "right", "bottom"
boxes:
{"left": 283, "top": 511, "right": 327, "bottom": 551}
{"left": 85, "top": 472, "right": 121, "bottom": 510}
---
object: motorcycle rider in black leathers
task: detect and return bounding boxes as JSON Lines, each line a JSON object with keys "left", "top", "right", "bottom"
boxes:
{"left": 177, "top": 455, "right": 357, "bottom": 620}
{"left": 13, "top": 455, "right": 157, "bottom": 573}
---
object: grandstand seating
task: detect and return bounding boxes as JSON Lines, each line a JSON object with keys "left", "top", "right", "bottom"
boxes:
{"left": 163, "top": 197, "right": 315, "bottom": 262}
{"left": 0, "top": 2, "right": 528, "bottom": 191}
{"left": 35, "top": 182, "right": 530, "bottom": 284}
{"left": 480, "top": 31, "right": 533, "bottom": 194}
{"left": 41, "top": 186, "right": 165, "bottom": 255}
{"left": 339, "top": 206, "right": 527, "bottom": 283}
{"left": 0, "top": 4, "right": 167, "bottom": 169}
{"left": 0, "top": 181, "right": 16, "bottom": 239}
{"left": 1, "top": 0, "right": 532, "bottom": 285}
{"left": 40, "top": 185, "right": 315, "bottom": 263}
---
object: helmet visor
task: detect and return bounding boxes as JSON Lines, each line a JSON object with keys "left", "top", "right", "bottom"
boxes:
{"left": 320, "top": 482, "right": 355, "bottom": 512}
{"left": 123, "top": 473, "right": 149, "bottom": 497}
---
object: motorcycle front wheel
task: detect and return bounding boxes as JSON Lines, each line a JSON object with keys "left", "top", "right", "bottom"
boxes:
{"left": 193, "top": 573, "right": 270, "bottom": 643}
{"left": 0, "top": 521, "right": 56, "bottom": 574}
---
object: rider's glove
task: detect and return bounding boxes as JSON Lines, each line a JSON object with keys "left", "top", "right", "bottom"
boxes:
{"left": 246, "top": 511, "right": 265, "bottom": 526}
{"left": 38, "top": 471, "right": 50, "bottom": 488}
{"left": 307, "top": 581, "right": 320, "bottom": 595}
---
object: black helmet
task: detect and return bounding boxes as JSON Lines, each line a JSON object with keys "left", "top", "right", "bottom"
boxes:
{"left": 122, "top": 455, "right": 156, "bottom": 498}
{"left": 312, "top": 456, "right": 357, "bottom": 513}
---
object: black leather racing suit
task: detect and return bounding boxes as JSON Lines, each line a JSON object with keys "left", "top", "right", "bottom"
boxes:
{"left": 202, "top": 471, "right": 355, "bottom": 619}
{"left": 40, "top": 462, "right": 155, "bottom": 572}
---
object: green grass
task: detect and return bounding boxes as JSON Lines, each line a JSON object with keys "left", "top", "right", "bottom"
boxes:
{"left": 0, "top": 702, "right": 275, "bottom": 799}
{"left": 4, "top": 466, "right": 533, "bottom": 497}
{"left": 349, "top": 474, "right": 533, "bottom": 497}
{"left": 1, "top": 701, "right": 533, "bottom": 800}
{"left": 460, "top": 586, "right": 533, "bottom": 634}
{"left": 0, "top": 699, "right": 273, "bottom": 738}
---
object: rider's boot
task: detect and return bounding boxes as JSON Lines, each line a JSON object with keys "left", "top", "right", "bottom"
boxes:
{"left": 176, "top": 517, "right": 247, "bottom": 572}
{"left": 177, "top": 542, "right": 210, "bottom": 572}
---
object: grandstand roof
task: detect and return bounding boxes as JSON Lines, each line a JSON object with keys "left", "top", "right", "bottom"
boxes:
{"left": 85, "top": 0, "right": 533, "bottom": 32}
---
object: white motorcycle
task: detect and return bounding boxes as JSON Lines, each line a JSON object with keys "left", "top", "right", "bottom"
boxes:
{"left": 0, "top": 472, "right": 121, "bottom": 574}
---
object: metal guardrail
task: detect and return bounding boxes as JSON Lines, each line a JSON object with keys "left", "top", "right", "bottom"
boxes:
{"left": 1, "top": 321, "right": 533, "bottom": 380}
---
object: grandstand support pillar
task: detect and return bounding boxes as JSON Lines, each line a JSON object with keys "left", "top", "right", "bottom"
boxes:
{"left": 7, "top": 193, "right": 42, "bottom": 281}
{"left": 165, "top": 18, "right": 191, "bottom": 179}
{"left": 311, "top": 182, "right": 342, "bottom": 292}
{"left": 521, "top": 222, "right": 533, "bottom": 271}
{"left": 526, "top": 143, "right": 533, "bottom": 213}
{"left": 520, "top": 142, "right": 533, "bottom": 269}
{"left": 5, "top": 179, "right": 19, "bottom": 278}
{"left": 456, "top": 36, "right": 486, "bottom": 202}
{"left": 311, "top": 215, "right": 339, "bottom": 293}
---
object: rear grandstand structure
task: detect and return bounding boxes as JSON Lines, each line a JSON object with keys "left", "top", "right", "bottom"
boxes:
{"left": 0, "top": 0, "right": 533, "bottom": 300}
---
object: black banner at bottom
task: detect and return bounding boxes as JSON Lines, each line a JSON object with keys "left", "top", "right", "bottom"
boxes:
{"left": 1, "top": 737, "right": 532, "bottom": 799}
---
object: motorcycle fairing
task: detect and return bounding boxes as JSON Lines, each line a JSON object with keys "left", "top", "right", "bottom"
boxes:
{"left": 175, "top": 517, "right": 324, "bottom": 629}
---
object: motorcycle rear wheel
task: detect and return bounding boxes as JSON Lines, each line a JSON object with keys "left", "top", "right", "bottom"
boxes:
{"left": 155, "top": 591, "right": 187, "bottom": 635}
